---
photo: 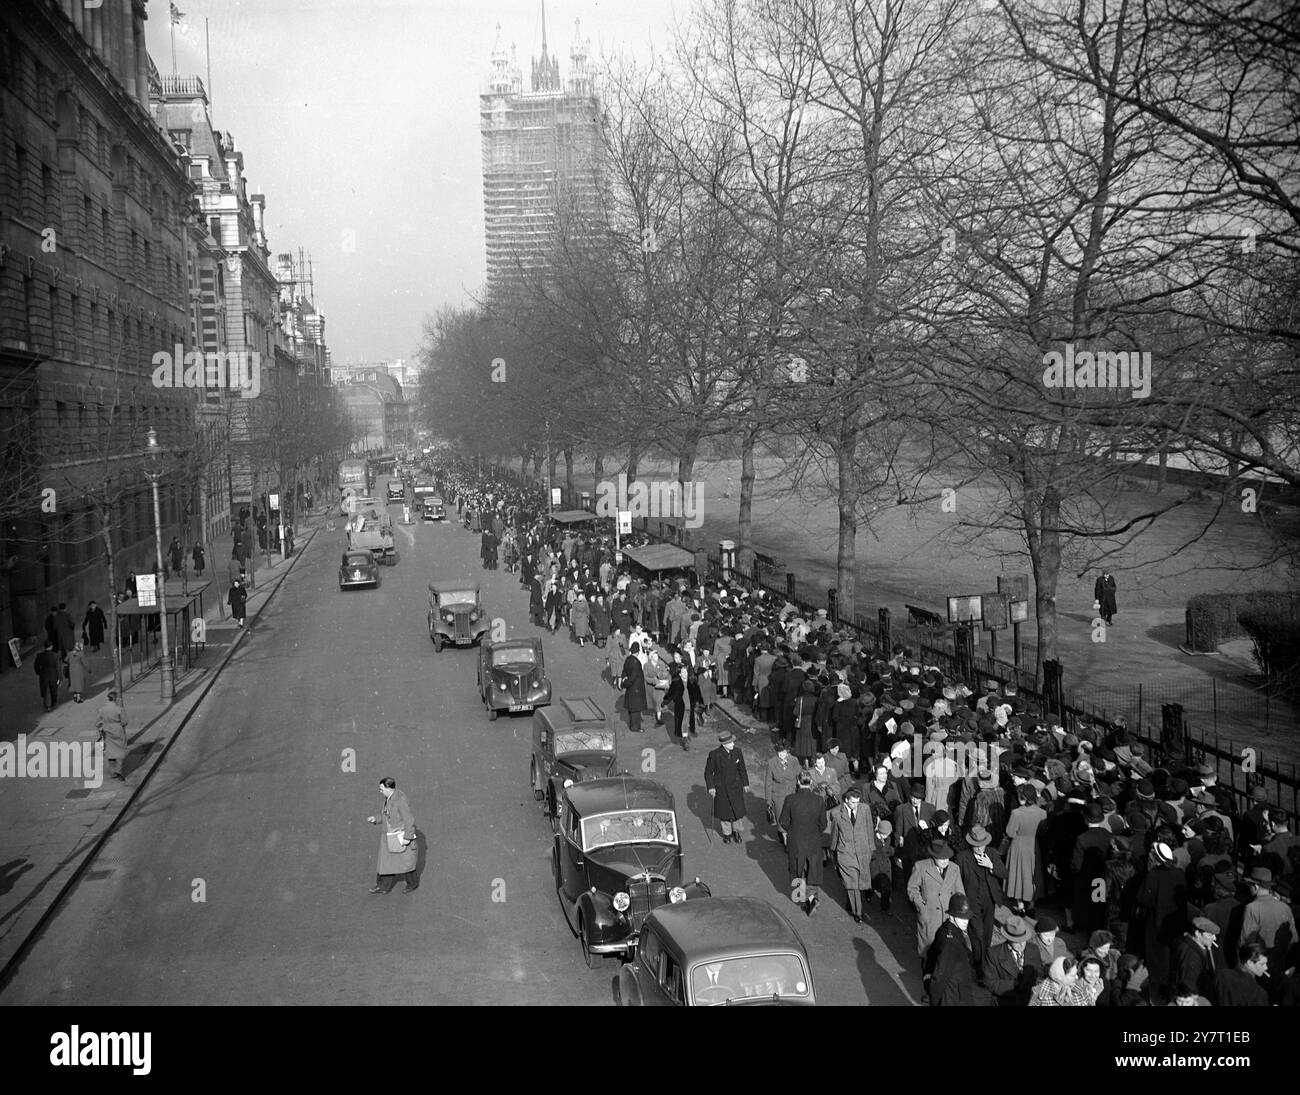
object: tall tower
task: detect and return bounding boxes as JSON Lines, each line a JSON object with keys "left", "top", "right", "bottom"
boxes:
{"left": 480, "top": 6, "right": 603, "bottom": 299}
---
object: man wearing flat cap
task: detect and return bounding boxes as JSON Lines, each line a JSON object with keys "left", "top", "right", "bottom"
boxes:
{"left": 705, "top": 731, "right": 750, "bottom": 845}
{"left": 907, "top": 838, "right": 965, "bottom": 959}
{"left": 1241, "top": 866, "right": 1296, "bottom": 990}
{"left": 925, "top": 893, "right": 978, "bottom": 1006}
{"left": 1172, "top": 916, "right": 1221, "bottom": 1002}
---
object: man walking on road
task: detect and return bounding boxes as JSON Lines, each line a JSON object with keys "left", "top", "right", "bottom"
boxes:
{"left": 704, "top": 730, "right": 750, "bottom": 845}
{"left": 96, "top": 690, "right": 128, "bottom": 781}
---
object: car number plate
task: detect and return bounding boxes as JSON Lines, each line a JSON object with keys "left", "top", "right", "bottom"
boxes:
{"left": 455, "top": 637, "right": 471, "bottom": 645}
{"left": 508, "top": 704, "right": 531, "bottom": 712}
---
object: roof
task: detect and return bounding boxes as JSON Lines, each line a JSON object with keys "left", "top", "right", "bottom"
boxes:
{"left": 550, "top": 509, "right": 601, "bottom": 525}
{"left": 623, "top": 543, "right": 696, "bottom": 573}
{"left": 342, "top": 550, "right": 374, "bottom": 562}
{"left": 565, "top": 776, "right": 673, "bottom": 815}
{"left": 536, "top": 697, "right": 608, "bottom": 729}
{"left": 428, "top": 579, "right": 481, "bottom": 594}
{"left": 113, "top": 580, "right": 210, "bottom": 615}
{"left": 647, "top": 898, "right": 807, "bottom": 958}
{"left": 485, "top": 637, "right": 542, "bottom": 654}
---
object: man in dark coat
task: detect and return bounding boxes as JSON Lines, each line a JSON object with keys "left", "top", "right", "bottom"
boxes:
{"left": 926, "top": 893, "right": 979, "bottom": 1006}
{"left": 1134, "top": 841, "right": 1187, "bottom": 1003}
{"left": 704, "top": 730, "right": 750, "bottom": 844}
{"left": 1172, "top": 917, "right": 1222, "bottom": 1002}
{"left": 34, "top": 640, "right": 62, "bottom": 711}
{"left": 984, "top": 915, "right": 1042, "bottom": 1006}
{"left": 779, "top": 771, "right": 828, "bottom": 916}
{"left": 619, "top": 643, "right": 647, "bottom": 733}
{"left": 1237, "top": 786, "right": 1270, "bottom": 871}
{"left": 1093, "top": 571, "right": 1117, "bottom": 625}
{"left": 53, "top": 602, "right": 76, "bottom": 656}
{"left": 1213, "top": 943, "right": 1271, "bottom": 1005}
{"left": 954, "top": 824, "right": 1007, "bottom": 974}
{"left": 227, "top": 579, "right": 247, "bottom": 627}
{"left": 1071, "top": 801, "right": 1114, "bottom": 934}
{"left": 894, "top": 781, "right": 938, "bottom": 883}
{"left": 82, "top": 600, "right": 107, "bottom": 651}
{"left": 780, "top": 655, "right": 807, "bottom": 740}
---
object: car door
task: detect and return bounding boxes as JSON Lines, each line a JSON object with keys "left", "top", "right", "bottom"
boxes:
{"left": 557, "top": 799, "right": 585, "bottom": 900}
{"left": 478, "top": 644, "right": 489, "bottom": 698}
{"left": 634, "top": 928, "right": 672, "bottom": 1005}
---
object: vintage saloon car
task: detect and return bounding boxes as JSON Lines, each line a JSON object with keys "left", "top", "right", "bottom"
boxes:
{"left": 419, "top": 495, "right": 446, "bottom": 521}
{"left": 427, "top": 579, "right": 488, "bottom": 652}
{"left": 553, "top": 777, "right": 709, "bottom": 969}
{"left": 530, "top": 698, "right": 618, "bottom": 824}
{"left": 615, "top": 896, "right": 816, "bottom": 1006}
{"left": 478, "top": 638, "right": 551, "bottom": 719}
{"left": 339, "top": 549, "right": 380, "bottom": 590}
{"left": 385, "top": 478, "right": 406, "bottom": 503}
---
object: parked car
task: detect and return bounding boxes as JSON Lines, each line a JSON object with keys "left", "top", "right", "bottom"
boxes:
{"left": 427, "top": 579, "right": 488, "bottom": 652}
{"left": 530, "top": 698, "right": 618, "bottom": 824}
{"left": 478, "top": 638, "right": 550, "bottom": 720}
{"left": 339, "top": 549, "right": 380, "bottom": 590}
{"left": 552, "top": 777, "right": 709, "bottom": 969}
{"left": 615, "top": 897, "right": 816, "bottom": 1006}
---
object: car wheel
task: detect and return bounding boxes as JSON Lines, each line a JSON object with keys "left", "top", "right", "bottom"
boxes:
{"left": 579, "top": 919, "right": 603, "bottom": 970}
{"left": 432, "top": 635, "right": 442, "bottom": 652}
{"left": 530, "top": 759, "right": 544, "bottom": 801}
{"left": 487, "top": 706, "right": 498, "bottom": 721}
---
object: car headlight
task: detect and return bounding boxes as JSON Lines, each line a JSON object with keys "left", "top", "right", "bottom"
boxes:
{"left": 668, "top": 886, "right": 687, "bottom": 904}
{"left": 562, "top": 778, "right": 574, "bottom": 788}
{"left": 469, "top": 612, "right": 478, "bottom": 622}
{"left": 613, "top": 892, "right": 631, "bottom": 913}
{"left": 444, "top": 613, "right": 454, "bottom": 623}
{"left": 497, "top": 682, "right": 507, "bottom": 691}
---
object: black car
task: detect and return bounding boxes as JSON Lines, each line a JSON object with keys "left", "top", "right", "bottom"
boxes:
{"left": 478, "top": 638, "right": 551, "bottom": 719}
{"left": 552, "top": 777, "right": 709, "bottom": 969}
{"left": 339, "top": 549, "right": 379, "bottom": 590}
{"left": 530, "top": 698, "right": 618, "bottom": 827}
{"left": 385, "top": 479, "right": 405, "bottom": 503}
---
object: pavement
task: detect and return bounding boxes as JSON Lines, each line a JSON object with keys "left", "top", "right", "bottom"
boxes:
{"left": 0, "top": 485, "right": 932, "bottom": 1005}
{"left": 0, "top": 510, "right": 331, "bottom": 983}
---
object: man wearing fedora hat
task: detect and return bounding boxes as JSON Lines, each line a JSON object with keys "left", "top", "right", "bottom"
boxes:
{"left": 1241, "top": 866, "right": 1296, "bottom": 991}
{"left": 954, "top": 824, "right": 1007, "bottom": 973}
{"left": 1237, "top": 785, "right": 1271, "bottom": 870}
{"left": 705, "top": 731, "right": 751, "bottom": 845}
{"left": 925, "top": 893, "right": 978, "bottom": 1006}
{"left": 984, "top": 915, "right": 1043, "bottom": 1006}
{"left": 907, "top": 839, "right": 966, "bottom": 959}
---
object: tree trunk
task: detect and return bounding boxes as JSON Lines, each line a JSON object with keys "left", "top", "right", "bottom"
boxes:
{"left": 1030, "top": 487, "right": 1062, "bottom": 675}
{"left": 737, "top": 426, "right": 757, "bottom": 573}
{"left": 593, "top": 452, "right": 604, "bottom": 497}
{"left": 547, "top": 449, "right": 558, "bottom": 484}
{"left": 532, "top": 450, "right": 542, "bottom": 477}
{"left": 99, "top": 512, "right": 124, "bottom": 701}
{"left": 563, "top": 447, "right": 575, "bottom": 494}
{"left": 835, "top": 420, "right": 859, "bottom": 620}
{"left": 627, "top": 444, "right": 640, "bottom": 489}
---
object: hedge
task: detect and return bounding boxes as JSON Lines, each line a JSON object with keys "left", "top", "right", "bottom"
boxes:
{"left": 1185, "top": 591, "right": 1300, "bottom": 652}
{"left": 1238, "top": 603, "right": 1300, "bottom": 690}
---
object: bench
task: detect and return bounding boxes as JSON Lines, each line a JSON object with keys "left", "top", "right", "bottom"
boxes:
{"left": 905, "top": 604, "right": 946, "bottom": 629}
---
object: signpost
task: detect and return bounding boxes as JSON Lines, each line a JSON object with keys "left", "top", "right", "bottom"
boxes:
{"left": 136, "top": 573, "right": 158, "bottom": 608}
{"left": 998, "top": 574, "right": 1030, "bottom": 666}
{"left": 982, "top": 591, "right": 1010, "bottom": 661}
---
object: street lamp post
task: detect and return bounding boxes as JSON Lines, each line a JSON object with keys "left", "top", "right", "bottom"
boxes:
{"left": 145, "top": 428, "right": 175, "bottom": 702}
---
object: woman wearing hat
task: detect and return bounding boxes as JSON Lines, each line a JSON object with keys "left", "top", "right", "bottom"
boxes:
{"left": 907, "top": 839, "right": 966, "bottom": 959}
{"left": 1134, "top": 841, "right": 1188, "bottom": 1003}
{"left": 829, "top": 684, "right": 861, "bottom": 772}
{"left": 765, "top": 741, "right": 799, "bottom": 843}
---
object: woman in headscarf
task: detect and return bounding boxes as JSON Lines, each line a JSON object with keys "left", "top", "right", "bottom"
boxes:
{"left": 1029, "top": 957, "right": 1090, "bottom": 1005}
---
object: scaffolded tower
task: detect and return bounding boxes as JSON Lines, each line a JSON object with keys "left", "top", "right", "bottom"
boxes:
{"left": 480, "top": 10, "right": 601, "bottom": 298}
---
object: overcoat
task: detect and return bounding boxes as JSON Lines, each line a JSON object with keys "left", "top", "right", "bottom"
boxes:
{"left": 907, "top": 857, "right": 966, "bottom": 957}
{"left": 67, "top": 649, "right": 87, "bottom": 694}
{"left": 1093, "top": 574, "right": 1117, "bottom": 619}
{"left": 376, "top": 789, "right": 418, "bottom": 875}
{"left": 1004, "top": 803, "right": 1046, "bottom": 903}
{"left": 927, "top": 920, "right": 978, "bottom": 1006}
{"left": 704, "top": 745, "right": 749, "bottom": 822}
{"left": 829, "top": 802, "right": 877, "bottom": 890}
{"left": 1070, "top": 825, "right": 1114, "bottom": 931}
{"left": 779, "top": 789, "right": 827, "bottom": 887}
{"left": 765, "top": 754, "right": 799, "bottom": 818}
{"left": 83, "top": 606, "right": 107, "bottom": 647}
{"left": 570, "top": 598, "right": 591, "bottom": 639}
{"left": 620, "top": 654, "right": 647, "bottom": 715}
{"left": 95, "top": 700, "right": 128, "bottom": 762}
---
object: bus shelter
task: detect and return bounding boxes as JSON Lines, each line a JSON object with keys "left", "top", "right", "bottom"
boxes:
{"left": 113, "top": 580, "right": 211, "bottom": 689}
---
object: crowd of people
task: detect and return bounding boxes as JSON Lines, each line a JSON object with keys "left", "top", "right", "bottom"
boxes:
{"left": 431, "top": 455, "right": 1299, "bottom": 1007}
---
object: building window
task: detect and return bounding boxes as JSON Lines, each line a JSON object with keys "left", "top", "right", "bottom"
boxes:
{"left": 47, "top": 285, "right": 60, "bottom": 355}
{"left": 102, "top": 207, "right": 112, "bottom": 263}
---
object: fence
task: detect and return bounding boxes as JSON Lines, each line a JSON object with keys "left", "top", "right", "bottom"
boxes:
{"left": 505, "top": 466, "right": 1300, "bottom": 816}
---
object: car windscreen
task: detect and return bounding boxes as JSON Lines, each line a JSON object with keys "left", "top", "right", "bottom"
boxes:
{"left": 343, "top": 554, "right": 372, "bottom": 566}
{"left": 690, "top": 954, "right": 811, "bottom": 1004}
{"left": 438, "top": 590, "right": 476, "bottom": 605}
{"left": 554, "top": 730, "right": 614, "bottom": 755}
{"left": 491, "top": 646, "right": 537, "bottom": 667}
{"left": 581, "top": 810, "right": 677, "bottom": 852}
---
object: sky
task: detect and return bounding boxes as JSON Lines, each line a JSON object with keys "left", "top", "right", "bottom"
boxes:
{"left": 145, "top": 0, "right": 684, "bottom": 365}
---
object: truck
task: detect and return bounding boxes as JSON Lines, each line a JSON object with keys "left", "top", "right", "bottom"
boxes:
{"left": 347, "top": 515, "right": 397, "bottom": 565}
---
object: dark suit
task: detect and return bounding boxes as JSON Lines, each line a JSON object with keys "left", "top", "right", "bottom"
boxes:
{"left": 984, "top": 940, "right": 1042, "bottom": 1006}
{"left": 779, "top": 788, "right": 828, "bottom": 895}
{"left": 1172, "top": 934, "right": 1219, "bottom": 1001}
{"left": 926, "top": 920, "right": 977, "bottom": 1006}
{"left": 34, "top": 649, "right": 61, "bottom": 708}
{"left": 954, "top": 847, "right": 1007, "bottom": 971}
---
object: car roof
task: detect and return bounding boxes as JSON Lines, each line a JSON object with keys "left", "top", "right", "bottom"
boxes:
{"left": 646, "top": 898, "right": 807, "bottom": 958}
{"left": 485, "top": 638, "right": 541, "bottom": 653}
{"left": 566, "top": 776, "right": 672, "bottom": 814}
{"left": 428, "top": 579, "right": 481, "bottom": 594}
{"left": 342, "top": 550, "right": 372, "bottom": 561}
{"left": 536, "top": 697, "right": 607, "bottom": 730}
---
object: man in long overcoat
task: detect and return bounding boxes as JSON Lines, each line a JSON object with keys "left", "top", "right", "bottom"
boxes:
{"left": 1070, "top": 802, "right": 1114, "bottom": 933}
{"left": 34, "top": 640, "right": 62, "bottom": 711}
{"left": 830, "top": 785, "right": 876, "bottom": 922}
{"left": 984, "top": 915, "right": 1043, "bottom": 1006}
{"left": 907, "top": 840, "right": 966, "bottom": 958}
{"left": 367, "top": 777, "right": 418, "bottom": 893}
{"left": 619, "top": 643, "right": 647, "bottom": 732}
{"left": 1134, "top": 842, "right": 1187, "bottom": 1003}
{"left": 704, "top": 730, "right": 750, "bottom": 844}
{"left": 780, "top": 772, "right": 828, "bottom": 916}
{"left": 954, "top": 824, "right": 1007, "bottom": 972}
{"left": 82, "top": 600, "right": 108, "bottom": 651}
{"left": 1093, "top": 571, "right": 1117, "bottom": 625}
{"left": 926, "top": 894, "right": 978, "bottom": 1006}
{"left": 95, "top": 690, "right": 128, "bottom": 780}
